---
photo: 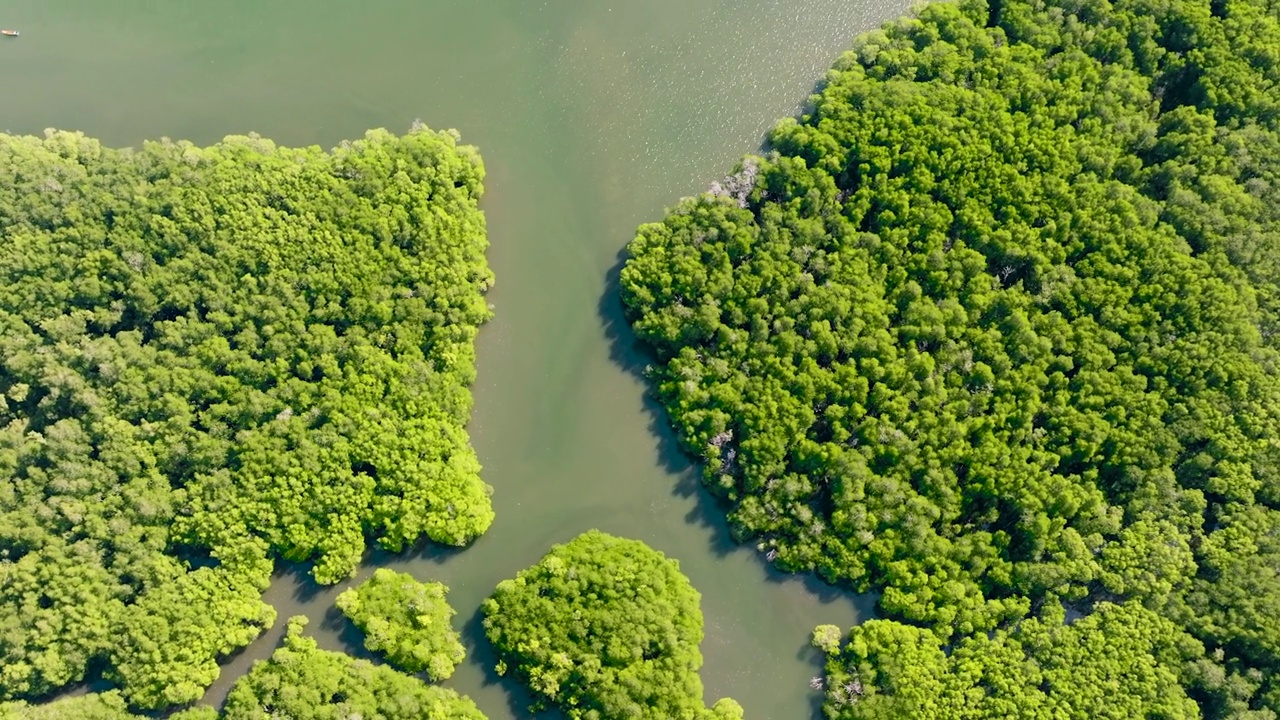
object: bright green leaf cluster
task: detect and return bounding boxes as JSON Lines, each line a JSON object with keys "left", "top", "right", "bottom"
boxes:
{"left": 0, "top": 618, "right": 484, "bottom": 720}
{"left": 819, "top": 602, "right": 1203, "bottom": 719}
{"left": 0, "top": 125, "right": 494, "bottom": 708}
{"left": 0, "top": 692, "right": 216, "bottom": 720}
{"left": 336, "top": 568, "right": 465, "bottom": 680}
{"left": 620, "top": 0, "right": 1280, "bottom": 715}
{"left": 482, "top": 531, "right": 743, "bottom": 720}
{"left": 106, "top": 551, "right": 277, "bottom": 709}
{"left": 221, "top": 616, "right": 486, "bottom": 720}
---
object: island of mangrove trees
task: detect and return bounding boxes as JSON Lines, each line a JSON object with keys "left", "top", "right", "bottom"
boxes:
{"left": 336, "top": 568, "right": 466, "bottom": 681}
{"left": 483, "top": 530, "right": 744, "bottom": 720}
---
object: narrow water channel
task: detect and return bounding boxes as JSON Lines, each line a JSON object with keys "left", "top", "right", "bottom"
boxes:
{"left": 0, "top": 2, "right": 909, "bottom": 717}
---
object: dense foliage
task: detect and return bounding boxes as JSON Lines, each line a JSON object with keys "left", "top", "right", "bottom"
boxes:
{"left": 0, "top": 692, "right": 215, "bottom": 720}
{"left": 813, "top": 602, "right": 1205, "bottom": 718}
{"left": 0, "top": 126, "right": 494, "bottom": 707}
{"left": 482, "top": 531, "right": 744, "bottom": 720}
{"left": 336, "top": 568, "right": 465, "bottom": 680}
{"left": 620, "top": 0, "right": 1280, "bottom": 715}
{"left": 0, "top": 619, "right": 482, "bottom": 720}
{"left": 221, "top": 616, "right": 486, "bottom": 720}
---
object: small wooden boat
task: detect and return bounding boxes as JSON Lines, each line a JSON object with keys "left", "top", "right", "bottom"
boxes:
{"left": 1, "top": 30, "right": 18, "bottom": 37}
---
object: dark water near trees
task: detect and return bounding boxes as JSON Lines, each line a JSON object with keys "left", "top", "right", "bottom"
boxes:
{"left": 0, "top": 2, "right": 907, "bottom": 717}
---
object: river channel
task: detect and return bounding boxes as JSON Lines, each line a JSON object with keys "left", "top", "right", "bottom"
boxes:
{"left": 0, "top": 1, "right": 908, "bottom": 717}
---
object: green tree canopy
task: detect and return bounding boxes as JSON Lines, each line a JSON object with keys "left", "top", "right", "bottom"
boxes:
{"left": 221, "top": 616, "right": 486, "bottom": 720}
{"left": 0, "top": 618, "right": 483, "bottom": 720}
{"left": 482, "top": 531, "right": 743, "bottom": 720}
{"left": 620, "top": 0, "right": 1280, "bottom": 715}
{"left": 816, "top": 602, "right": 1204, "bottom": 719}
{"left": 0, "top": 125, "right": 494, "bottom": 708}
{"left": 0, "top": 692, "right": 217, "bottom": 720}
{"left": 336, "top": 568, "right": 465, "bottom": 680}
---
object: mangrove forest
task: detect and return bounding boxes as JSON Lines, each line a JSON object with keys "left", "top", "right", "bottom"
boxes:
{"left": 621, "top": 0, "right": 1280, "bottom": 716}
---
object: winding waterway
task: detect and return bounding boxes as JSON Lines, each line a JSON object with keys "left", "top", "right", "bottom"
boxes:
{"left": 0, "top": 1, "right": 909, "bottom": 717}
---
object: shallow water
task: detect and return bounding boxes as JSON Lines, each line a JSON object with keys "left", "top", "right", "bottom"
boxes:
{"left": 0, "top": 2, "right": 908, "bottom": 717}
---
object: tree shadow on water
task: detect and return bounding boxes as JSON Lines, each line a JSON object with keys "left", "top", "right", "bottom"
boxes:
{"left": 363, "top": 534, "right": 471, "bottom": 570}
{"left": 598, "top": 246, "right": 742, "bottom": 562}
{"left": 459, "top": 605, "right": 568, "bottom": 720}
{"left": 269, "top": 538, "right": 471, "bottom": 613}
{"left": 597, "top": 236, "right": 880, "bottom": 601}
{"left": 318, "top": 603, "right": 379, "bottom": 663}
{"left": 799, "top": 639, "right": 832, "bottom": 720}
{"left": 274, "top": 561, "right": 329, "bottom": 605}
